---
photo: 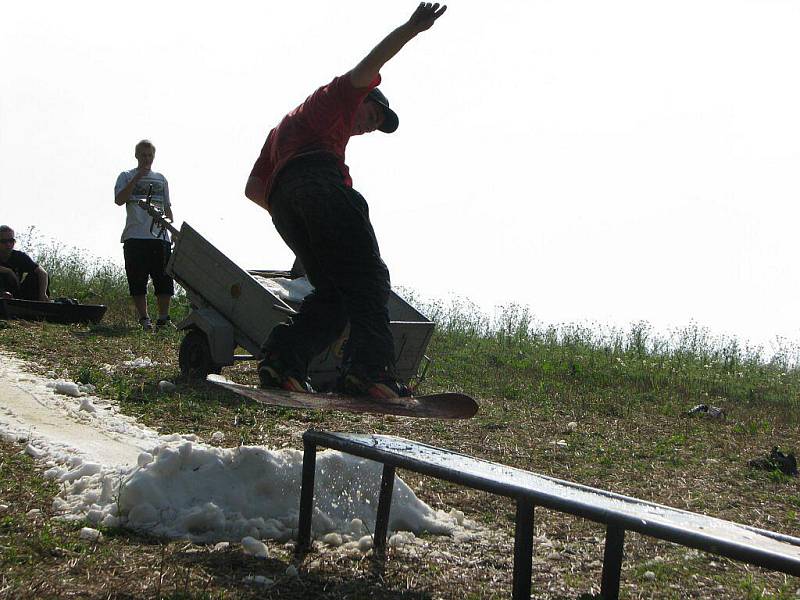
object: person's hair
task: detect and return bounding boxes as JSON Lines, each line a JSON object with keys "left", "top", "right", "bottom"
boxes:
{"left": 135, "top": 139, "right": 156, "bottom": 154}
{"left": 0, "top": 225, "right": 13, "bottom": 236}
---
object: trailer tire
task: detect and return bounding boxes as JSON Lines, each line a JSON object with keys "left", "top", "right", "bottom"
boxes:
{"left": 179, "top": 329, "right": 222, "bottom": 378}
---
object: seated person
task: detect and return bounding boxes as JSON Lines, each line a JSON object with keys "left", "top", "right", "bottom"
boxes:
{"left": 0, "top": 225, "right": 49, "bottom": 301}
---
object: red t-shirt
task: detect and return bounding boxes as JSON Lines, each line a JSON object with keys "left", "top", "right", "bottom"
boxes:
{"left": 248, "top": 73, "right": 380, "bottom": 211}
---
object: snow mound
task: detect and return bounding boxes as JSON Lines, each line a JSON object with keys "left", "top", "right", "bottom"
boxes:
{"left": 0, "top": 350, "right": 478, "bottom": 546}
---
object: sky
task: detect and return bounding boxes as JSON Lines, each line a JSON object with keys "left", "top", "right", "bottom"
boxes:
{"left": 2, "top": 0, "right": 800, "bottom": 351}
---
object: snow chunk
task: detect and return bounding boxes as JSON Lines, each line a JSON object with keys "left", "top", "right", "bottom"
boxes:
{"left": 243, "top": 575, "right": 273, "bottom": 587}
{"left": 322, "top": 532, "right": 343, "bottom": 547}
{"left": 79, "top": 527, "right": 103, "bottom": 542}
{"left": 158, "top": 380, "right": 176, "bottom": 393}
{"left": 122, "top": 357, "right": 156, "bottom": 368}
{"left": 389, "top": 531, "right": 416, "bottom": 547}
{"left": 127, "top": 503, "right": 159, "bottom": 527}
{"left": 241, "top": 536, "right": 268, "bottom": 558}
{"left": 210, "top": 431, "right": 225, "bottom": 444}
{"left": 137, "top": 452, "right": 154, "bottom": 468}
{"left": 25, "top": 443, "right": 46, "bottom": 459}
{"left": 79, "top": 398, "right": 98, "bottom": 413}
{"left": 55, "top": 382, "right": 81, "bottom": 397}
{"left": 357, "top": 535, "right": 373, "bottom": 553}
{"left": 60, "top": 462, "right": 102, "bottom": 483}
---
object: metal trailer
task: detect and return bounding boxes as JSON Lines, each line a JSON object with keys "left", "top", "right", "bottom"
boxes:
{"left": 162, "top": 221, "right": 434, "bottom": 390}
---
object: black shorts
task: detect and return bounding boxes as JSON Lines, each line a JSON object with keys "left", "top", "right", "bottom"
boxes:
{"left": 123, "top": 239, "right": 174, "bottom": 297}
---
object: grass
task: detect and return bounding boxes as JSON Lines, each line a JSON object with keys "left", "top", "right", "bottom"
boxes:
{"left": 0, "top": 243, "right": 799, "bottom": 598}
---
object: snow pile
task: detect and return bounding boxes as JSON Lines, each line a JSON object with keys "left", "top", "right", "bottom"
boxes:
{"left": 122, "top": 357, "right": 156, "bottom": 368}
{"left": 0, "top": 350, "right": 476, "bottom": 547}
{"left": 252, "top": 275, "right": 313, "bottom": 304}
{"left": 96, "top": 441, "right": 464, "bottom": 543}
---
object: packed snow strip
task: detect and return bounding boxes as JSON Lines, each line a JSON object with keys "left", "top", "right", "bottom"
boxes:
{"left": 0, "top": 350, "right": 477, "bottom": 546}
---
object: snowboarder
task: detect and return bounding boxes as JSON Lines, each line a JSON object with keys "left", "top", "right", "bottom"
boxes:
{"left": 245, "top": 3, "right": 447, "bottom": 399}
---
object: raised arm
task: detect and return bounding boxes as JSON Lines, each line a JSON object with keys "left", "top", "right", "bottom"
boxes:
{"left": 115, "top": 169, "right": 146, "bottom": 206}
{"left": 350, "top": 3, "right": 447, "bottom": 89}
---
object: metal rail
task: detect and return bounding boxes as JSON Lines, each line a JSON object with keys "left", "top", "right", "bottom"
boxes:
{"left": 298, "top": 431, "right": 800, "bottom": 599}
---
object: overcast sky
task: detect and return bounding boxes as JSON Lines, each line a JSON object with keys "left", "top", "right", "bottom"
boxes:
{"left": 2, "top": 1, "right": 799, "bottom": 351}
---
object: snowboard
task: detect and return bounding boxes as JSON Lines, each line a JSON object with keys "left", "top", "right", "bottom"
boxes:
{"left": 207, "top": 375, "right": 478, "bottom": 420}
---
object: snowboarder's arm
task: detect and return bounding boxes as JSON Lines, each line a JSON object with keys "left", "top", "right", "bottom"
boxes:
{"left": 350, "top": 3, "right": 447, "bottom": 89}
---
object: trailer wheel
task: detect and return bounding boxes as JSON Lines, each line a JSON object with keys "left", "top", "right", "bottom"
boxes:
{"left": 179, "top": 329, "right": 222, "bottom": 378}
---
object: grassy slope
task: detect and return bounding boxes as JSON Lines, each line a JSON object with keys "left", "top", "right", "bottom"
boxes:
{"left": 1, "top": 246, "right": 799, "bottom": 599}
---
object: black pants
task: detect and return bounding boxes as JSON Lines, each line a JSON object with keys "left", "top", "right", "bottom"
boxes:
{"left": 0, "top": 270, "right": 47, "bottom": 301}
{"left": 123, "top": 239, "right": 174, "bottom": 296}
{"left": 263, "top": 155, "right": 395, "bottom": 379}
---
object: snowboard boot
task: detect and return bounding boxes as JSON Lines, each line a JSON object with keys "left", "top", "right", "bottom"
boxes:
{"left": 339, "top": 367, "right": 412, "bottom": 400}
{"left": 258, "top": 353, "right": 314, "bottom": 393}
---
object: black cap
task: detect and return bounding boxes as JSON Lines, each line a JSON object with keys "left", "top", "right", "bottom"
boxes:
{"left": 367, "top": 88, "right": 399, "bottom": 134}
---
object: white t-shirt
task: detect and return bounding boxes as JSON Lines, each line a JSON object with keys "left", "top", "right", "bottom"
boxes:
{"left": 115, "top": 169, "right": 172, "bottom": 242}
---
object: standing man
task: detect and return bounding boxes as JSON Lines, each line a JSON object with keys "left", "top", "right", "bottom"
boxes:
{"left": 245, "top": 3, "right": 447, "bottom": 399}
{"left": 114, "top": 139, "right": 175, "bottom": 331}
{"left": 0, "top": 225, "right": 49, "bottom": 301}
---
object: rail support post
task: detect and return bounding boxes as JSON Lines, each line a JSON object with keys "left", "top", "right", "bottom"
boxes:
{"left": 373, "top": 464, "right": 396, "bottom": 559}
{"left": 600, "top": 524, "right": 625, "bottom": 600}
{"left": 512, "top": 497, "right": 535, "bottom": 600}
{"left": 297, "top": 439, "right": 317, "bottom": 552}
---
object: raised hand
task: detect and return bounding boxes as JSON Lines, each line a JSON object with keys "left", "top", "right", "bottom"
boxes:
{"left": 407, "top": 2, "right": 447, "bottom": 34}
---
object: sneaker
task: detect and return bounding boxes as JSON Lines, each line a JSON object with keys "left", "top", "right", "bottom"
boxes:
{"left": 340, "top": 370, "right": 412, "bottom": 400}
{"left": 139, "top": 317, "right": 152, "bottom": 331}
{"left": 258, "top": 354, "right": 314, "bottom": 393}
{"left": 155, "top": 316, "right": 176, "bottom": 331}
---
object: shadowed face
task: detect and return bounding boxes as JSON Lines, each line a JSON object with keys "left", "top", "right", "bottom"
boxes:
{"left": 351, "top": 100, "right": 385, "bottom": 136}
{"left": 0, "top": 229, "right": 15, "bottom": 261}
{"left": 135, "top": 146, "right": 155, "bottom": 171}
